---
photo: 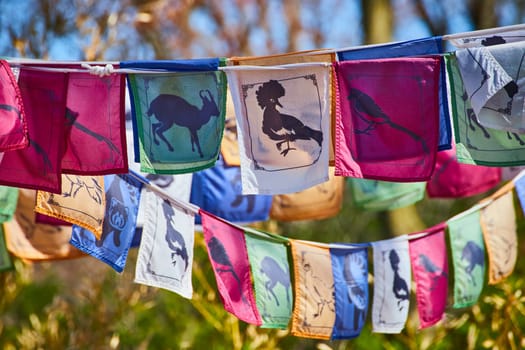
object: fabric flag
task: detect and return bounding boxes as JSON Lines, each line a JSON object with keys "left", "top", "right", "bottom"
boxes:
{"left": 408, "top": 223, "right": 449, "bottom": 329}
{"left": 135, "top": 189, "right": 195, "bottom": 299}
{"left": 0, "top": 225, "right": 13, "bottom": 271}
{"left": 244, "top": 228, "right": 292, "bottom": 329}
{"left": 456, "top": 41, "right": 525, "bottom": 133}
{"left": 0, "top": 59, "right": 28, "bottom": 151}
{"left": 349, "top": 178, "right": 426, "bottom": 211}
{"left": 269, "top": 167, "right": 344, "bottom": 221}
{"left": 69, "top": 173, "right": 143, "bottom": 272}
{"left": 447, "top": 205, "right": 486, "bottom": 308}
{"left": 34, "top": 175, "right": 105, "bottom": 238}
{"left": 426, "top": 144, "right": 501, "bottom": 198}
{"left": 61, "top": 71, "right": 128, "bottom": 174}
{"left": 35, "top": 214, "right": 72, "bottom": 226}
{"left": 200, "top": 210, "right": 262, "bottom": 325}
{"left": 220, "top": 90, "right": 241, "bottom": 166}
{"left": 190, "top": 156, "right": 272, "bottom": 224}
{"left": 290, "top": 240, "right": 335, "bottom": 340}
{"left": 334, "top": 57, "right": 440, "bottom": 181}
{"left": 447, "top": 27, "right": 525, "bottom": 48}
{"left": 480, "top": 185, "right": 518, "bottom": 284}
{"left": 224, "top": 63, "right": 331, "bottom": 195}
{"left": 0, "top": 186, "right": 18, "bottom": 222}
{"left": 4, "top": 189, "right": 84, "bottom": 261}
{"left": 338, "top": 36, "right": 452, "bottom": 151}
{"left": 371, "top": 235, "right": 411, "bottom": 334}
{"left": 0, "top": 68, "right": 68, "bottom": 193}
{"left": 447, "top": 54, "right": 525, "bottom": 166}
{"left": 330, "top": 244, "right": 369, "bottom": 340}
{"left": 124, "top": 59, "right": 226, "bottom": 174}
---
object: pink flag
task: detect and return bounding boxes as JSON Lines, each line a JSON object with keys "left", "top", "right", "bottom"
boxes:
{"left": 62, "top": 72, "right": 128, "bottom": 175}
{"left": 334, "top": 57, "right": 440, "bottom": 181}
{"left": 201, "top": 210, "right": 262, "bottom": 325}
{"left": 0, "top": 60, "right": 28, "bottom": 151}
{"left": 409, "top": 223, "right": 448, "bottom": 329}
{"left": 0, "top": 68, "right": 67, "bottom": 193}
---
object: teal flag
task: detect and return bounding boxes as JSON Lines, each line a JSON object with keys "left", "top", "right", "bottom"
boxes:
{"left": 127, "top": 70, "right": 226, "bottom": 174}
{"left": 245, "top": 229, "right": 292, "bottom": 329}
{"left": 447, "top": 205, "right": 486, "bottom": 308}
{"left": 0, "top": 225, "right": 13, "bottom": 271}
{"left": 0, "top": 186, "right": 18, "bottom": 222}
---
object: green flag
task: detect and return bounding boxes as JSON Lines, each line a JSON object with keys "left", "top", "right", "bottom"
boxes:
{"left": 0, "top": 186, "right": 18, "bottom": 223}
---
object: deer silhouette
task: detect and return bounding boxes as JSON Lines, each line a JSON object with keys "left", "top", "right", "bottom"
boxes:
{"left": 147, "top": 90, "right": 220, "bottom": 158}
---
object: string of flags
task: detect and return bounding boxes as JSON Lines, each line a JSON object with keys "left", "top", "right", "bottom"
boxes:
{"left": 0, "top": 23, "right": 523, "bottom": 339}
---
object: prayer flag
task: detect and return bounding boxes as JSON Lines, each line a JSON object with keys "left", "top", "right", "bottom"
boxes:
{"left": 224, "top": 63, "right": 331, "bottom": 195}
{"left": 334, "top": 57, "right": 440, "bottom": 181}
{"left": 220, "top": 90, "right": 241, "bottom": 166}
{"left": 447, "top": 28, "right": 525, "bottom": 48}
{"left": 371, "top": 236, "right": 411, "bottom": 334}
{"left": 135, "top": 189, "right": 195, "bottom": 299}
{"left": 290, "top": 240, "right": 335, "bottom": 339}
{"left": 200, "top": 210, "right": 261, "bottom": 325}
{"left": 0, "top": 186, "right": 18, "bottom": 222}
{"left": 69, "top": 173, "right": 142, "bottom": 272}
{"left": 0, "top": 225, "right": 13, "bottom": 271}
{"left": 447, "top": 206, "right": 486, "bottom": 308}
{"left": 409, "top": 223, "right": 448, "bottom": 329}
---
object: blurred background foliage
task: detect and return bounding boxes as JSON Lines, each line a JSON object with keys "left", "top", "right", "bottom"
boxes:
{"left": 0, "top": 0, "right": 524, "bottom": 349}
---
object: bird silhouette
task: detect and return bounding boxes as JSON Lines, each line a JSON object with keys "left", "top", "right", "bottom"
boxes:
{"left": 256, "top": 80, "right": 323, "bottom": 156}
{"left": 419, "top": 253, "right": 447, "bottom": 291}
{"left": 348, "top": 88, "right": 429, "bottom": 154}
{"left": 389, "top": 250, "right": 409, "bottom": 309}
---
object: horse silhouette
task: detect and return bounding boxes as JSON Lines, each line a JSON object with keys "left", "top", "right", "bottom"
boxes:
{"left": 259, "top": 256, "right": 291, "bottom": 307}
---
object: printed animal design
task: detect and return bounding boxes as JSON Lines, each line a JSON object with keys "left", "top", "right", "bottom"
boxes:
{"left": 461, "top": 241, "right": 484, "bottom": 286}
{"left": 207, "top": 235, "right": 248, "bottom": 304}
{"left": 147, "top": 90, "right": 220, "bottom": 157}
{"left": 259, "top": 256, "right": 291, "bottom": 307}
{"left": 419, "top": 253, "right": 447, "bottom": 291}
{"left": 389, "top": 249, "right": 409, "bottom": 309}
{"left": 348, "top": 88, "right": 429, "bottom": 154}
{"left": 255, "top": 80, "right": 323, "bottom": 156}
{"left": 229, "top": 170, "right": 255, "bottom": 213}
{"left": 162, "top": 200, "right": 189, "bottom": 274}
{"left": 61, "top": 175, "right": 103, "bottom": 204}
{"left": 302, "top": 256, "right": 334, "bottom": 319}
{"left": 96, "top": 177, "right": 129, "bottom": 247}
{"left": 343, "top": 252, "right": 367, "bottom": 330}
{"left": 145, "top": 174, "right": 174, "bottom": 188}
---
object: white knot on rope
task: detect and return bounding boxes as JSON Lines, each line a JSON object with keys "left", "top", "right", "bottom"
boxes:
{"left": 81, "top": 63, "right": 115, "bottom": 77}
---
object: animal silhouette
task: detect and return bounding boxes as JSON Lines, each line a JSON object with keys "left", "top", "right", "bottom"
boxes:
{"left": 207, "top": 235, "right": 247, "bottom": 304}
{"left": 259, "top": 256, "right": 291, "bottom": 307}
{"left": 348, "top": 88, "right": 429, "bottom": 154}
{"left": 461, "top": 241, "right": 484, "bottom": 286}
{"left": 61, "top": 175, "right": 103, "bottom": 204}
{"left": 147, "top": 90, "right": 220, "bottom": 158}
{"left": 302, "top": 260, "right": 334, "bottom": 319}
{"left": 96, "top": 177, "right": 129, "bottom": 247}
{"left": 419, "top": 253, "right": 447, "bottom": 291}
{"left": 389, "top": 249, "right": 409, "bottom": 309}
{"left": 255, "top": 80, "right": 323, "bottom": 156}
{"left": 229, "top": 170, "right": 255, "bottom": 213}
{"left": 343, "top": 252, "right": 367, "bottom": 330}
{"left": 162, "top": 200, "right": 189, "bottom": 273}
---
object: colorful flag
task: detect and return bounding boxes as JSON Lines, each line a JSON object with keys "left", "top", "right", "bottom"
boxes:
{"left": 0, "top": 225, "right": 13, "bottom": 271}
{"left": 135, "top": 189, "right": 195, "bottom": 299}
{"left": 4, "top": 189, "right": 84, "bottom": 261}
{"left": 125, "top": 59, "right": 226, "bottom": 174}
{"left": 224, "top": 63, "right": 331, "bottom": 195}
{"left": 447, "top": 28, "right": 525, "bottom": 48}
{"left": 220, "top": 90, "right": 242, "bottom": 166}
{"left": 269, "top": 166, "right": 344, "bottom": 221}
{"left": 337, "top": 36, "right": 452, "bottom": 151}
{"left": 447, "top": 205, "right": 486, "bottom": 308}
{"left": 447, "top": 54, "right": 525, "bottom": 166}
{"left": 0, "top": 60, "right": 28, "bottom": 152}
{"left": 290, "top": 240, "right": 335, "bottom": 339}
{"left": 330, "top": 244, "right": 369, "bottom": 339}
{"left": 349, "top": 178, "right": 426, "bottom": 211}
{"left": 245, "top": 229, "right": 292, "bottom": 329}
{"left": 200, "top": 210, "right": 261, "bottom": 325}
{"left": 190, "top": 156, "right": 272, "bottom": 224}
{"left": 62, "top": 72, "right": 128, "bottom": 174}
{"left": 427, "top": 145, "right": 501, "bottom": 198}
{"left": 35, "top": 175, "right": 105, "bottom": 238}
{"left": 409, "top": 223, "right": 449, "bottom": 329}
{"left": 0, "top": 186, "right": 18, "bottom": 222}
{"left": 0, "top": 68, "right": 67, "bottom": 193}
{"left": 334, "top": 57, "right": 441, "bottom": 181}
{"left": 480, "top": 187, "right": 518, "bottom": 284}
{"left": 69, "top": 173, "right": 143, "bottom": 272}
{"left": 371, "top": 236, "right": 411, "bottom": 334}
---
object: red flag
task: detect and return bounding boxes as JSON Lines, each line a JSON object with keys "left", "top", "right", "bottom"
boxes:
{"left": 201, "top": 210, "right": 262, "bottom": 325}
{"left": 334, "top": 57, "right": 440, "bottom": 181}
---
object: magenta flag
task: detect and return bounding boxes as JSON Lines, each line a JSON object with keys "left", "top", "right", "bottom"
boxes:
{"left": 62, "top": 72, "right": 127, "bottom": 175}
{"left": 0, "top": 60, "right": 28, "bottom": 151}
{"left": 334, "top": 57, "right": 440, "bottom": 181}
{"left": 0, "top": 68, "right": 67, "bottom": 193}
{"left": 409, "top": 223, "right": 449, "bottom": 329}
{"left": 201, "top": 210, "right": 262, "bottom": 325}
{"left": 427, "top": 145, "right": 501, "bottom": 198}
